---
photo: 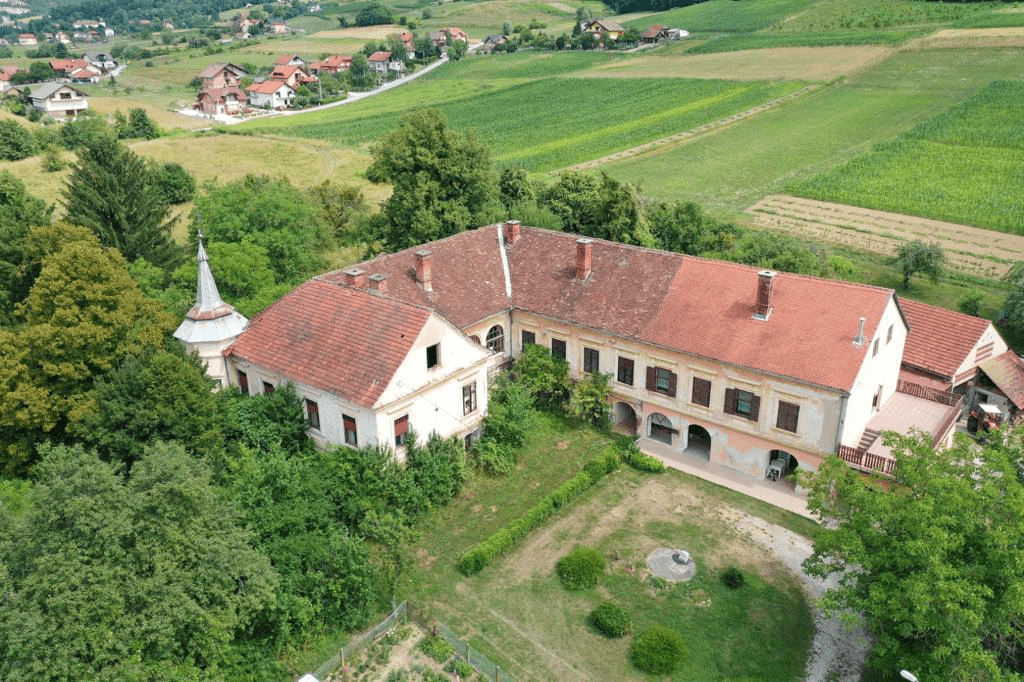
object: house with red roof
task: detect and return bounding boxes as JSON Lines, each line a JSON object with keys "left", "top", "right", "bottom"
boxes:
{"left": 309, "top": 54, "right": 352, "bottom": 76}
{"left": 268, "top": 63, "right": 318, "bottom": 89}
{"left": 194, "top": 63, "right": 248, "bottom": 115}
{"left": 368, "top": 50, "right": 403, "bottom": 78}
{"left": 641, "top": 24, "right": 667, "bottom": 43}
{"left": 274, "top": 54, "right": 306, "bottom": 68}
{"left": 246, "top": 79, "right": 295, "bottom": 109}
{"left": 581, "top": 18, "right": 625, "bottom": 41}
{"left": 0, "top": 65, "right": 22, "bottom": 89}
{"left": 17, "top": 33, "right": 36, "bottom": 46}
{"left": 202, "top": 222, "right": 967, "bottom": 485}
{"left": 975, "top": 351, "right": 1024, "bottom": 428}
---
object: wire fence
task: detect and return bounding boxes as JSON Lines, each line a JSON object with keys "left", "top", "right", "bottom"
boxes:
{"left": 307, "top": 600, "right": 515, "bottom": 682}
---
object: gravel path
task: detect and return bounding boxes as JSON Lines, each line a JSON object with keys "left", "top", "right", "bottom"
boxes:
{"left": 725, "top": 509, "right": 870, "bottom": 682}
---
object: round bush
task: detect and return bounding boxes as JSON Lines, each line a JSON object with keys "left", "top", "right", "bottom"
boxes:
{"left": 721, "top": 566, "right": 745, "bottom": 589}
{"left": 556, "top": 545, "right": 605, "bottom": 590}
{"left": 589, "top": 601, "right": 631, "bottom": 638}
{"left": 629, "top": 625, "right": 687, "bottom": 675}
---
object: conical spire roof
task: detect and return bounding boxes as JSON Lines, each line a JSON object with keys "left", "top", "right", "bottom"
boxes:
{"left": 174, "top": 234, "right": 248, "bottom": 345}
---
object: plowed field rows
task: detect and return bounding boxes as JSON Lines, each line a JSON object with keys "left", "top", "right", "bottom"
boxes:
{"left": 746, "top": 195, "right": 1024, "bottom": 279}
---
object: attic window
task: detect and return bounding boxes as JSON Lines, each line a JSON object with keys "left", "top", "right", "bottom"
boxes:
{"left": 872, "top": 338, "right": 880, "bottom": 358}
{"left": 426, "top": 343, "right": 439, "bottom": 369}
{"left": 486, "top": 325, "right": 504, "bottom": 353}
{"left": 887, "top": 324, "right": 894, "bottom": 344}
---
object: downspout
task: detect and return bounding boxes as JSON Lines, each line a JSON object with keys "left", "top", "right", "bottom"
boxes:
{"left": 833, "top": 393, "right": 849, "bottom": 453}
{"left": 497, "top": 224, "right": 514, "bottom": 364}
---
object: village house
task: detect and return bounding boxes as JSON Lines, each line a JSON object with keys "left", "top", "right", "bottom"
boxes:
{"left": 480, "top": 34, "right": 507, "bottom": 53}
{"left": 0, "top": 65, "right": 21, "bottom": 89}
{"left": 268, "top": 63, "right": 317, "bottom": 89}
{"left": 367, "top": 50, "right": 403, "bottom": 78}
{"left": 308, "top": 54, "right": 351, "bottom": 75}
{"left": 641, "top": 24, "right": 667, "bottom": 43}
{"left": 179, "top": 223, "right": 976, "bottom": 492}
{"left": 266, "top": 20, "right": 289, "bottom": 34}
{"left": 974, "top": 351, "right": 1024, "bottom": 429}
{"left": 83, "top": 50, "right": 116, "bottom": 73}
{"left": 275, "top": 54, "right": 306, "bottom": 68}
{"left": 49, "top": 58, "right": 101, "bottom": 83}
{"left": 581, "top": 18, "right": 625, "bottom": 41}
{"left": 194, "top": 63, "right": 248, "bottom": 115}
{"left": 27, "top": 82, "right": 89, "bottom": 120}
{"left": 246, "top": 79, "right": 295, "bottom": 108}
{"left": 430, "top": 26, "right": 467, "bottom": 47}
{"left": 17, "top": 32, "right": 36, "bottom": 46}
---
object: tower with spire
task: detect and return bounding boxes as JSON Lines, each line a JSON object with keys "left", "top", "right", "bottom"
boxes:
{"left": 173, "top": 233, "right": 248, "bottom": 386}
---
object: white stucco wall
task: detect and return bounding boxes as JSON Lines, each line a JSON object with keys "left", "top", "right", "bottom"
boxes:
{"left": 839, "top": 295, "right": 908, "bottom": 446}
{"left": 952, "top": 323, "right": 1007, "bottom": 383}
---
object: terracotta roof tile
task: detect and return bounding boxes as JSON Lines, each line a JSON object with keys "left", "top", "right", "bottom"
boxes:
{"left": 323, "top": 227, "right": 510, "bottom": 328}
{"left": 227, "top": 280, "right": 431, "bottom": 408}
{"left": 900, "top": 298, "right": 993, "bottom": 379}
{"left": 980, "top": 351, "right": 1024, "bottom": 408}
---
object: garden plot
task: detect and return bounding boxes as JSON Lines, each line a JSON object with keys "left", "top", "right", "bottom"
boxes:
{"left": 747, "top": 194, "right": 1024, "bottom": 279}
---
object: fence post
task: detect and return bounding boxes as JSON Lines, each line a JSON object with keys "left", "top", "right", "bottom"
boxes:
{"left": 464, "top": 639, "right": 470, "bottom": 663}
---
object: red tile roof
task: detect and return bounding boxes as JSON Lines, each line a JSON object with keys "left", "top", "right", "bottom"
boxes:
{"left": 329, "top": 225, "right": 896, "bottom": 392}
{"left": 247, "top": 80, "right": 293, "bottom": 94}
{"left": 368, "top": 50, "right": 392, "bottom": 62}
{"left": 979, "top": 351, "right": 1024, "bottom": 409}
{"left": 641, "top": 25, "right": 665, "bottom": 38}
{"left": 899, "top": 298, "right": 993, "bottom": 380}
{"left": 275, "top": 54, "right": 302, "bottom": 64}
{"left": 227, "top": 280, "right": 431, "bottom": 408}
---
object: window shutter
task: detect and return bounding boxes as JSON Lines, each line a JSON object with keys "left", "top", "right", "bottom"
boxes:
{"left": 724, "top": 388, "right": 735, "bottom": 415}
{"left": 750, "top": 395, "right": 761, "bottom": 421}
{"left": 394, "top": 415, "right": 409, "bottom": 437}
{"left": 667, "top": 371, "right": 677, "bottom": 397}
{"left": 646, "top": 366, "right": 657, "bottom": 391}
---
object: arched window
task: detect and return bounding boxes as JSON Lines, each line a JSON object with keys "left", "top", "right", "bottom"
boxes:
{"left": 470, "top": 335, "right": 481, "bottom": 344}
{"left": 485, "top": 325, "right": 504, "bottom": 353}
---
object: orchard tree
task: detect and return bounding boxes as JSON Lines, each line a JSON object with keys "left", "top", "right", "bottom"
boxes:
{"left": 896, "top": 239, "right": 945, "bottom": 288}
{"left": 62, "top": 133, "right": 181, "bottom": 268}
{"left": 366, "top": 108, "right": 499, "bottom": 251}
{"left": 802, "top": 429, "right": 1024, "bottom": 680}
{"left": 0, "top": 119, "right": 37, "bottom": 161}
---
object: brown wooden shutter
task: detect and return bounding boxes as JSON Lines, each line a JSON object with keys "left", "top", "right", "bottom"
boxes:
{"left": 724, "top": 388, "right": 735, "bottom": 415}
{"left": 667, "top": 371, "right": 677, "bottom": 397}
{"left": 394, "top": 415, "right": 409, "bottom": 437}
{"left": 692, "top": 377, "right": 710, "bottom": 407}
{"left": 749, "top": 395, "right": 761, "bottom": 421}
{"left": 646, "top": 366, "right": 657, "bottom": 391}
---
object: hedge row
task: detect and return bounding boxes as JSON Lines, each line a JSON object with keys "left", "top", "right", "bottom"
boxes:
{"left": 459, "top": 452, "right": 618, "bottom": 575}
{"left": 616, "top": 438, "right": 665, "bottom": 473}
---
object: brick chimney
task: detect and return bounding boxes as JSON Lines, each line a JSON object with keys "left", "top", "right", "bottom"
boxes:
{"left": 503, "top": 219, "right": 521, "bottom": 246}
{"left": 369, "top": 273, "right": 387, "bottom": 294}
{"left": 753, "top": 270, "right": 775, "bottom": 320}
{"left": 343, "top": 268, "right": 367, "bottom": 288}
{"left": 575, "top": 238, "right": 592, "bottom": 280}
{"left": 415, "top": 249, "right": 433, "bottom": 292}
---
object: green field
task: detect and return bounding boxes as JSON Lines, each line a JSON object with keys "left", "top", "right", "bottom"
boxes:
{"left": 600, "top": 48, "right": 1024, "bottom": 214}
{"left": 773, "top": 0, "right": 1000, "bottom": 33}
{"left": 685, "top": 28, "right": 920, "bottom": 54}
{"left": 623, "top": 0, "right": 814, "bottom": 33}
{"left": 245, "top": 71, "right": 803, "bottom": 171}
{"left": 788, "top": 79, "right": 1024, "bottom": 233}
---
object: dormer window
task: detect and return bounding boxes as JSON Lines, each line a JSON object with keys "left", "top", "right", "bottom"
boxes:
{"left": 426, "top": 343, "right": 439, "bottom": 369}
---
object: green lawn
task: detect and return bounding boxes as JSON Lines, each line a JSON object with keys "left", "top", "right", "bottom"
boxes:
{"left": 685, "top": 28, "right": 921, "bottom": 54}
{"left": 788, "top": 79, "right": 1024, "bottom": 233}
{"left": 623, "top": 0, "right": 815, "bottom": 33}
{"left": 600, "top": 47, "right": 1024, "bottom": 215}
{"left": 398, "top": 414, "right": 817, "bottom": 681}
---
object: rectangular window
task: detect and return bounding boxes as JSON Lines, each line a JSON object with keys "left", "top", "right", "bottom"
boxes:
{"left": 394, "top": 415, "right": 409, "bottom": 447}
{"left": 343, "top": 414, "right": 358, "bottom": 447}
{"left": 551, "top": 338, "right": 566, "bottom": 361}
{"left": 521, "top": 330, "right": 536, "bottom": 347}
{"left": 886, "top": 324, "right": 894, "bottom": 344}
{"left": 237, "top": 370, "right": 249, "bottom": 396}
{"left": 426, "top": 343, "right": 439, "bottom": 369}
{"left": 645, "top": 366, "right": 677, "bottom": 397}
{"left": 263, "top": 381, "right": 274, "bottom": 394}
{"left": 872, "top": 338, "right": 879, "bottom": 357}
{"left": 724, "top": 388, "right": 760, "bottom": 421}
{"left": 776, "top": 401, "right": 799, "bottom": 433}
{"left": 617, "top": 357, "right": 634, "bottom": 386}
{"left": 463, "top": 382, "right": 478, "bottom": 415}
{"left": 691, "top": 377, "right": 711, "bottom": 407}
{"left": 305, "top": 399, "right": 320, "bottom": 430}
{"left": 583, "top": 347, "right": 600, "bottom": 373}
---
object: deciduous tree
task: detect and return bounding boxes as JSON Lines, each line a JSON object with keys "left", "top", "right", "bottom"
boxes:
{"left": 0, "top": 119, "right": 36, "bottom": 161}
{"left": 802, "top": 430, "right": 1024, "bottom": 680}
{"left": 896, "top": 239, "right": 945, "bottom": 288}
{"left": 366, "top": 108, "right": 499, "bottom": 251}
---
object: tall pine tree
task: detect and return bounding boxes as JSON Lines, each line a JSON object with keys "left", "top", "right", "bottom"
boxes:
{"left": 62, "top": 133, "right": 182, "bottom": 268}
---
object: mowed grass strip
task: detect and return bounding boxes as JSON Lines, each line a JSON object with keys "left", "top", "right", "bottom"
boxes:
{"left": 402, "top": 415, "right": 815, "bottom": 681}
{"left": 788, "top": 79, "right": 1024, "bottom": 233}
{"left": 247, "top": 77, "right": 801, "bottom": 171}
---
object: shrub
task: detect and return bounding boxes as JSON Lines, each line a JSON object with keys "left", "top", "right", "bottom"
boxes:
{"left": 418, "top": 634, "right": 453, "bottom": 663}
{"left": 471, "top": 437, "right": 516, "bottom": 476}
{"left": 616, "top": 438, "right": 665, "bottom": 473}
{"left": 41, "top": 147, "right": 65, "bottom": 172}
{"left": 589, "top": 601, "right": 631, "bottom": 638}
{"left": 629, "top": 625, "right": 687, "bottom": 675}
{"left": 448, "top": 658, "right": 474, "bottom": 677}
{"left": 556, "top": 546, "right": 605, "bottom": 590}
{"left": 721, "top": 566, "right": 745, "bottom": 589}
{"left": 958, "top": 292, "right": 983, "bottom": 317}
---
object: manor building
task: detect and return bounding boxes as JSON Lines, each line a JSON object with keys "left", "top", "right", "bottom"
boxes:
{"left": 181, "top": 222, "right": 972, "bottom": 486}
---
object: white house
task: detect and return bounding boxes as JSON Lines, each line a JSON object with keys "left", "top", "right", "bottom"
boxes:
{"left": 246, "top": 79, "right": 295, "bottom": 108}
{"left": 27, "top": 82, "right": 89, "bottom": 120}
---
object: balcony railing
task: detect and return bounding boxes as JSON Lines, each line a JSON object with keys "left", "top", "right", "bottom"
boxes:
{"left": 896, "top": 379, "right": 960, "bottom": 407}
{"left": 836, "top": 444, "right": 896, "bottom": 476}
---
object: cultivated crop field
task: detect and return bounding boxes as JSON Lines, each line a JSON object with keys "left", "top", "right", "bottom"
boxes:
{"left": 788, "top": 79, "right": 1024, "bottom": 233}
{"left": 747, "top": 195, "right": 1024, "bottom": 279}
{"left": 246, "top": 76, "right": 804, "bottom": 171}
{"left": 622, "top": 0, "right": 813, "bottom": 34}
